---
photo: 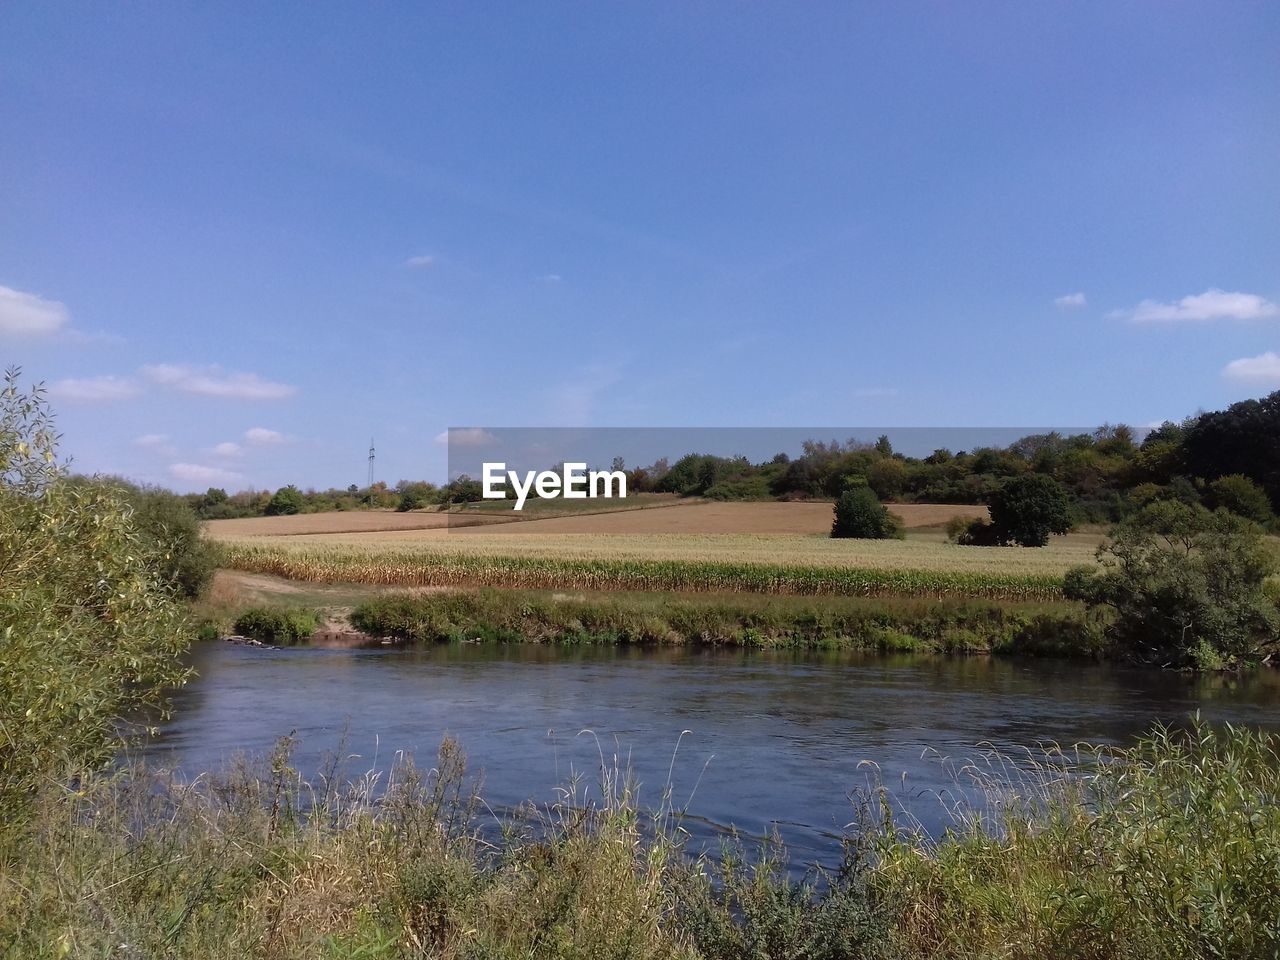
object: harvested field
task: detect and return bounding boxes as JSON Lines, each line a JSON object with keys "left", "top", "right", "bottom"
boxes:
{"left": 204, "top": 493, "right": 695, "bottom": 538}
{"left": 205, "top": 511, "right": 454, "bottom": 538}
{"left": 460, "top": 501, "right": 989, "bottom": 535}
{"left": 207, "top": 501, "right": 989, "bottom": 539}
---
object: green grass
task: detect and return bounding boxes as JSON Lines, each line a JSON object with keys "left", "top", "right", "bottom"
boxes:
{"left": 232, "top": 607, "right": 324, "bottom": 645}
{"left": 349, "top": 589, "right": 1097, "bottom": 655}
{"left": 4, "top": 721, "right": 1278, "bottom": 958}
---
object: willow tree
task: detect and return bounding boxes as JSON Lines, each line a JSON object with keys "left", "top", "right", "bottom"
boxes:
{"left": 0, "top": 369, "right": 191, "bottom": 812}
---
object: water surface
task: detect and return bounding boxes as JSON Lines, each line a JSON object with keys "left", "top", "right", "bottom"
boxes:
{"left": 146, "top": 642, "right": 1280, "bottom": 866}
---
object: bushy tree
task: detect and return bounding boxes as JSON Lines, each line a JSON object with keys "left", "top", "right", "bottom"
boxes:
{"left": 988, "top": 474, "right": 1073, "bottom": 547}
{"left": 266, "top": 484, "right": 304, "bottom": 515}
{"left": 1064, "top": 501, "right": 1279, "bottom": 669}
{"left": 0, "top": 370, "right": 190, "bottom": 810}
{"left": 867, "top": 457, "right": 907, "bottom": 500}
{"left": 73, "top": 478, "right": 220, "bottom": 598}
{"left": 395, "top": 480, "right": 439, "bottom": 512}
{"left": 1207, "top": 474, "right": 1274, "bottom": 525}
{"left": 831, "top": 486, "right": 901, "bottom": 539}
{"left": 1182, "top": 391, "right": 1280, "bottom": 509}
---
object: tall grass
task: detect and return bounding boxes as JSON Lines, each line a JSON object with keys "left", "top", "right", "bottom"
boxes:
{"left": 2, "top": 721, "right": 1277, "bottom": 958}
{"left": 350, "top": 590, "right": 1095, "bottom": 655}
{"left": 876, "top": 719, "right": 1280, "bottom": 959}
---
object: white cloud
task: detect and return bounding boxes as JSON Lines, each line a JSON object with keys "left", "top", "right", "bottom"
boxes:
{"left": 537, "top": 273, "right": 563, "bottom": 283}
{"left": 213, "top": 442, "right": 243, "bottom": 457}
{"left": 0, "top": 284, "right": 70, "bottom": 336}
{"left": 406, "top": 254, "right": 436, "bottom": 268}
{"left": 168, "top": 463, "right": 243, "bottom": 485}
{"left": 1055, "top": 292, "right": 1087, "bottom": 309}
{"left": 133, "top": 433, "right": 169, "bottom": 447}
{"left": 48, "top": 375, "right": 141, "bottom": 402}
{"left": 434, "top": 427, "right": 498, "bottom": 447}
{"left": 1114, "top": 289, "right": 1279, "bottom": 323}
{"left": 245, "top": 427, "right": 286, "bottom": 445}
{"left": 143, "top": 364, "right": 297, "bottom": 400}
{"left": 1223, "top": 352, "right": 1280, "bottom": 385}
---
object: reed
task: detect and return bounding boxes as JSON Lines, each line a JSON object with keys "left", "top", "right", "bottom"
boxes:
{"left": 3, "top": 721, "right": 1276, "bottom": 958}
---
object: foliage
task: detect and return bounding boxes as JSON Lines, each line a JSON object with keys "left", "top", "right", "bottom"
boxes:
{"left": 1207, "top": 473, "right": 1274, "bottom": 525}
{"left": 394, "top": 479, "right": 440, "bottom": 512}
{"left": 948, "top": 516, "right": 1000, "bottom": 547}
{"left": 676, "top": 836, "right": 897, "bottom": 960}
{"left": 265, "top": 483, "right": 305, "bottom": 516}
{"left": 879, "top": 720, "right": 1280, "bottom": 959}
{"left": 832, "top": 487, "right": 902, "bottom": 540}
{"left": 1182, "top": 390, "right": 1280, "bottom": 510}
{"left": 1064, "top": 501, "right": 1280, "bottom": 668}
{"left": 866, "top": 457, "right": 907, "bottom": 500}
{"left": 173, "top": 391, "right": 1280, "bottom": 529}
{"left": 232, "top": 606, "right": 323, "bottom": 645}
{"left": 0, "top": 368, "right": 191, "bottom": 813}
{"left": 350, "top": 589, "right": 1090, "bottom": 654}
{"left": 83, "top": 478, "right": 221, "bottom": 598}
{"left": 988, "top": 474, "right": 1073, "bottom": 547}
{"left": 4, "top": 721, "right": 1280, "bottom": 958}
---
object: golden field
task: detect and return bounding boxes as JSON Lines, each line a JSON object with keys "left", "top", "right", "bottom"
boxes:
{"left": 208, "top": 502, "right": 1105, "bottom": 600}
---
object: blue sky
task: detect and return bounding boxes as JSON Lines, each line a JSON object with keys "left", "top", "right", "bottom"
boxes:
{"left": 2, "top": 3, "right": 1278, "bottom": 491}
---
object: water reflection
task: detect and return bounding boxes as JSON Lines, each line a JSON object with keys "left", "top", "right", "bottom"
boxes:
{"left": 146, "top": 642, "right": 1280, "bottom": 867}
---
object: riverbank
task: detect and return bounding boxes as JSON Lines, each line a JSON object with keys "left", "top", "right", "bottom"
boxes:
{"left": 348, "top": 589, "right": 1098, "bottom": 656}
{"left": 5, "top": 721, "right": 1276, "bottom": 958}
{"left": 200, "top": 571, "right": 1098, "bottom": 656}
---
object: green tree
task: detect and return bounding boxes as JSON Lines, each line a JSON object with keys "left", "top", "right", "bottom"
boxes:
{"left": 77, "top": 479, "right": 220, "bottom": 598}
{"left": 1207, "top": 474, "right": 1274, "bottom": 525}
{"left": 831, "top": 486, "right": 901, "bottom": 539}
{"left": 867, "top": 457, "right": 907, "bottom": 501}
{"left": 0, "top": 370, "right": 190, "bottom": 811}
{"left": 1064, "top": 501, "right": 1279, "bottom": 669}
{"left": 266, "top": 484, "right": 304, "bottom": 515}
{"left": 395, "top": 480, "right": 439, "bottom": 512}
{"left": 1182, "top": 391, "right": 1280, "bottom": 509}
{"left": 988, "top": 474, "right": 1073, "bottom": 547}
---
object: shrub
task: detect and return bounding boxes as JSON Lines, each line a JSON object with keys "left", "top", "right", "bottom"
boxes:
{"left": 0, "top": 369, "right": 191, "bottom": 812}
{"left": 831, "top": 487, "right": 901, "bottom": 540}
{"left": 1064, "top": 501, "right": 1280, "bottom": 668}
{"left": 948, "top": 515, "right": 1000, "bottom": 546}
{"left": 396, "top": 480, "right": 440, "bottom": 512}
{"left": 103, "top": 481, "right": 221, "bottom": 598}
{"left": 1207, "top": 473, "right": 1274, "bottom": 524}
{"left": 265, "top": 484, "right": 304, "bottom": 516}
{"left": 233, "top": 607, "right": 323, "bottom": 645}
{"left": 988, "top": 474, "right": 1073, "bottom": 547}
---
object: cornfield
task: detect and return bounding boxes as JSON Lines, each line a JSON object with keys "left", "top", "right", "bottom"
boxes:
{"left": 223, "top": 542, "right": 1066, "bottom": 601}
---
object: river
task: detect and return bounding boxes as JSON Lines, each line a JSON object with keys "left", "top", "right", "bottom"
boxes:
{"left": 144, "top": 641, "right": 1280, "bottom": 867}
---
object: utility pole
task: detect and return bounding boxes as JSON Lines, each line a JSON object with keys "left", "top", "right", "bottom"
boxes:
{"left": 367, "top": 438, "right": 375, "bottom": 505}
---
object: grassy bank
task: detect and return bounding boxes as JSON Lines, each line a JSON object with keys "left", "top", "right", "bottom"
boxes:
{"left": 349, "top": 589, "right": 1097, "bottom": 656}
{"left": 3, "top": 722, "right": 1277, "bottom": 958}
{"left": 223, "top": 542, "right": 1067, "bottom": 602}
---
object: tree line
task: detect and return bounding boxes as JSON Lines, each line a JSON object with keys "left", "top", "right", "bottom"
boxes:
{"left": 184, "top": 391, "right": 1280, "bottom": 530}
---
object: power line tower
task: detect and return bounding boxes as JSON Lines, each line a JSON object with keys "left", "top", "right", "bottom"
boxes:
{"left": 367, "top": 438, "right": 376, "bottom": 492}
